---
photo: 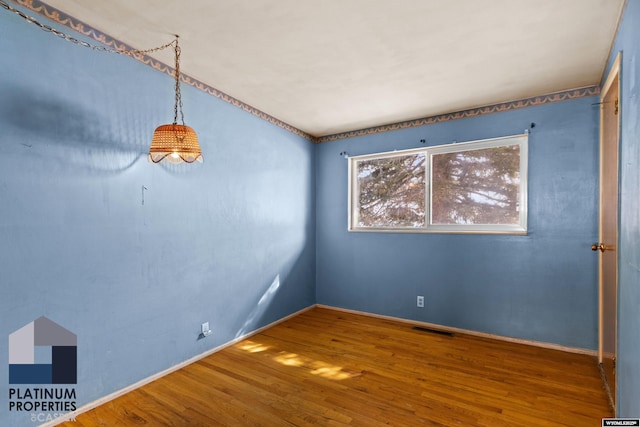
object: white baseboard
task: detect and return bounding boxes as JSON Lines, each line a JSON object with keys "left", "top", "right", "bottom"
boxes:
{"left": 42, "top": 305, "right": 315, "bottom": 427}
{"left": 316, "top": 304, "right": 598, "bottom": 357}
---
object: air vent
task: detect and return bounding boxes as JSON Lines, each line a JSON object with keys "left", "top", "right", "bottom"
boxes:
{"left": 412, "top": 326, "right": 454, "bottom": 337}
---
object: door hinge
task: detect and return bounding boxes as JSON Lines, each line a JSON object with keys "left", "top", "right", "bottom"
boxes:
{"left": 615, "top": 99, "right": 619, "bottom": 115}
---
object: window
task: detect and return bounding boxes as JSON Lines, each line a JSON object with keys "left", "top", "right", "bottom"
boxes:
{"left": 348, "top": 134, "right": 528, "bottom": 234}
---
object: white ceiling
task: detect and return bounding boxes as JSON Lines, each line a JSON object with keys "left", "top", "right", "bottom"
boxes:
{"left": 41, "top": 0, "right": 625, "bottom": 137}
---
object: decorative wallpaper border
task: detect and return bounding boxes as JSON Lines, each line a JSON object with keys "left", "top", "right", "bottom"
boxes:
{"left": 8, "top": 1, "right": 600, "bottom": 145}
{"left": 316, "top": 86, "right": 601, "bottom": 143}
{"left": 9, "top": 0, "right": 316, "bottom": 142}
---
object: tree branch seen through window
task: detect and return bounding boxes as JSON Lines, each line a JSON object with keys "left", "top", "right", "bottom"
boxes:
{"left": 349, "top": 134, "right": 527, "bottom": 234}
{"left": 356, "top": 153, "right": 425, "bottom": 228}
{"left": 431, "top": 145, "right": 520, "bottom": 225}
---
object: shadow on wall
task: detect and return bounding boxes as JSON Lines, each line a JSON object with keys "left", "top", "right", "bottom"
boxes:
{"left": 0, "top": 83, "right": 148, "bottom": 174}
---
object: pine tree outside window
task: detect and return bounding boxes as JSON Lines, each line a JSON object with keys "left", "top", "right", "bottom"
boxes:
{"left": 348, "top": 134, "right": 528, "bottom": 234}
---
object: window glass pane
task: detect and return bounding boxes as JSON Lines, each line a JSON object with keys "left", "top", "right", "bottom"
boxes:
{"left": 356, "top": 153, "right": 426, "bottom": 228}
{"left": 431, "top": 144, "right": 520, "bottom": 225}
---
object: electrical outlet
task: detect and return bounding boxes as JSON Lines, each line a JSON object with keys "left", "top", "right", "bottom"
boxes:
{"left": 201, "top": 322, "right": 212, "bottom": 337}
{"left": 417, "top": 296, "right": 424, "bottom": 308}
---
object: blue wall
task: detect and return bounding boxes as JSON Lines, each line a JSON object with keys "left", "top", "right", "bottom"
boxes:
{"left": 604, "top": 0, "right": 640, "bottom": 416}
{"left": 316, "top": 98, "right": 600, "bottom": 350}
{"left": 0, "top": 7, "right": 315, "bottom": 427}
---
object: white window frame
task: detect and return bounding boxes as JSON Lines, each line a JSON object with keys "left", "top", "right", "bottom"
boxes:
{"left": 348, "top": 134, "right": 528, "bottom": 234}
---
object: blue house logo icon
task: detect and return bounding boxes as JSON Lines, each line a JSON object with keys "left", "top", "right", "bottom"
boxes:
{"left": 9, "top": 317, "right": 77, "bottom": 384}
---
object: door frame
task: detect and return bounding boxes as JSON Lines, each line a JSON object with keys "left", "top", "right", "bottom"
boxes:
{"left": 598, "top": 52, "right": 621, "bottom": 367}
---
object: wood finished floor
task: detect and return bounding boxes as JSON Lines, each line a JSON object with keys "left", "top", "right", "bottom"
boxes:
{"left": 60, "top": 307, "right": 612, "bottom": 426}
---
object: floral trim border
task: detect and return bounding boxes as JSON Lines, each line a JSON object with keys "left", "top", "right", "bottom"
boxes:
{"left": 10, "top": 0, "right": 316, "bottom": 142}
{"left": 9, "top": 1, "right": 600, "bottom": 145}
{"left": 316, "top": 86, "right": 601, "bottom": 143}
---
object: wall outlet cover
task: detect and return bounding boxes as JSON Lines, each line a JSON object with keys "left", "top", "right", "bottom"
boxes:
{"left": 201, "top": 322, "right": 212, "bottom": 336}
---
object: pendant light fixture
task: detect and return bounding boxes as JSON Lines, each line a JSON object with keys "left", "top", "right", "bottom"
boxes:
{"left": 0, "top": 2, "right": 202, "bottom": 164}
{"left": 149, "top": 35, "right": 203, "bottom": 164}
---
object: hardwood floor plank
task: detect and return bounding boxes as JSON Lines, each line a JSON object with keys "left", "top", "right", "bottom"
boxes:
{"left": 58, "top": 307, "right": 611, "bottom": 426}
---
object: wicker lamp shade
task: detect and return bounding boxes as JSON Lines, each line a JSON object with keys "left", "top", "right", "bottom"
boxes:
{"left": 148, "top": 124, "right": 203, "bottom": 164}
{"left": 147, "top": 36, "right": 203, "bottom": 165}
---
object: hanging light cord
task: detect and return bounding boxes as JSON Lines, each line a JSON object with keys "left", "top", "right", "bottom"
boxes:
{"left": 173, "top": 37, "right": 185, "bottom": 126}
{"left": 0, "top": 0, "right": 176, "bottom": 57}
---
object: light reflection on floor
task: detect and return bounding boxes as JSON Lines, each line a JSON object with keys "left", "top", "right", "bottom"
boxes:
{"left": 236, "top": 340, "right": 361, "bottom": 381}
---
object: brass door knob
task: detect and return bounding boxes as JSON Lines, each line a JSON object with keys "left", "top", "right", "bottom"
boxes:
{"left": 592, "top": 243, "right": 612, "bottom": 252}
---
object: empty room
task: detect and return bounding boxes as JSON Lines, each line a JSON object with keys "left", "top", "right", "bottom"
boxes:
{"left": 1, "top": 0, "right": 639, "bottom": 426}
